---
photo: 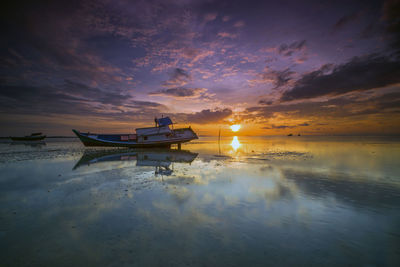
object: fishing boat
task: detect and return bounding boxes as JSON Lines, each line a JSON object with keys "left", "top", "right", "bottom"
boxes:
{"left": 10, "top": 132, "right": 46, "bottom": 141}
{"left": 72, "top": 117, "right": 198, "bottom": 148}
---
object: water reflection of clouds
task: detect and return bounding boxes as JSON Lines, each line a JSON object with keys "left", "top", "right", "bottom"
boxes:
{"left": 283, "top": 169, "right": 400, "bottom": 209}
{"left": 196, "top": 137, "right": 400, "bottom": 185}
{"left": 1, "top": 137, "right": 400, "bottom": 266}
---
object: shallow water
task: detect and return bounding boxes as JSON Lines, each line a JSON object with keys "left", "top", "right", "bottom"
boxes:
{"left": 0, "top": 136, "right": 399, "bottom": 266}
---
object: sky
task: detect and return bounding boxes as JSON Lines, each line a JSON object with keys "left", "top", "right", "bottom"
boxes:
{"left": 1, "top": 0, "right": 399, "bottom": 136}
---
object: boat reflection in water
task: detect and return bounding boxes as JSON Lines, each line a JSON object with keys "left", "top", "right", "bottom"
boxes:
{"left": 73, "top": 148, "right": 198, "bottom": 176}
{"left": 10, "top": 140, "right": 46, "bottom": 147}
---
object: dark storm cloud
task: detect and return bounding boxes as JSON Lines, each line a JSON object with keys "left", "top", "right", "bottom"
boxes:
{"left": 0, "top": 84, "right": 81, "bottom": 111}
{"left": 246, "top": 90, "right": 400, "bottom": 122}
{"left": 63, "top": 80, "right": 129, "bottom": 106}
{"left": 252, "top": 68, "right": 294, "bottom": 88}
{"left": 281, "top": 54, "right": 400, "bottom": 101}
{"left": 186, "top": 108, "right": 232, "bottom": 124}
{"left": 0, "top": 83, "right": 164, "bottom": 117}
{"left": 1, "top": 2, "right": 72, "bottom": 64}
{"left": 0, "top": 0, "right": 135, "bottom": 89}
{"left": 269, "top": 69, "right": 294, "bottom": 88}
{"left": 148, "top": 87, "right": 207, "bottom": 98}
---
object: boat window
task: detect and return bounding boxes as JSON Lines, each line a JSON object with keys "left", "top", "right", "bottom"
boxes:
{"left": 144, "top": 136, "right": 148, "bottom": 140}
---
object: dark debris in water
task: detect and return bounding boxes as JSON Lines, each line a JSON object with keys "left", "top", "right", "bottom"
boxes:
{"left": 257, "top": 151, "right": 312, "bottom": 160}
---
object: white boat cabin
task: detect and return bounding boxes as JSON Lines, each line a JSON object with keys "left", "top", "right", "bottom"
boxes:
{"left": 133, "top": 117, "right": 197, "bottom": 143}
{"left": 136, "top": 125, "right": 172, "bottom": 142}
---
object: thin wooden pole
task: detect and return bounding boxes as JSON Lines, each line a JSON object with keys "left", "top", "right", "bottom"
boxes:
{"left": 218, "top": 126, "right": 221, "bottom": 155}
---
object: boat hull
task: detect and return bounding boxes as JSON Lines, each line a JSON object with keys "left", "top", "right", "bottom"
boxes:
{"left": 10, "top": 135, "right": 46, "bottom": 141}
{"left": 72, "top": 129, "right": 197, "bottom": 148}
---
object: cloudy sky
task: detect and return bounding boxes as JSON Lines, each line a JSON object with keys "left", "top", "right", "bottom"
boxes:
{"left": 1, "top": 0, "right": 399, "bottom": 136}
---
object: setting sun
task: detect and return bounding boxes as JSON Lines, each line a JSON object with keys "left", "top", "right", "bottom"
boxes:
{"left": 230, "top": 124, "right": 241, "bottom": 132}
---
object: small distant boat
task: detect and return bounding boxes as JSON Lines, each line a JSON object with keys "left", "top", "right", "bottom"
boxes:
{"left": 73, "top": 117, "right": 198, "bottom": 148}
{"left": 10, "top": 132, "right": 46, "bottom": 141}
{"left": 287, "top": 133, "right": 293, "bottom": 136}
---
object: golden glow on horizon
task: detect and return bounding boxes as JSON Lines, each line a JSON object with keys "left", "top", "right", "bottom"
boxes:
{"left": 230, "top": 124, "right": 241, "bottom": 132}
{"left": 231, "top": 136, "right": 241, "bottom": 151}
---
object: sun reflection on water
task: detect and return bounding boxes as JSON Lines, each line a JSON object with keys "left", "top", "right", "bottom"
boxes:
{"left": 231, "top": 136, "right": 241, "bottom": 151}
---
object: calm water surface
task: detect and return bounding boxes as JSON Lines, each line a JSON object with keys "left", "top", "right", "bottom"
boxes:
{"left": 0, "top": 136, "right": 399, "bottom": 266}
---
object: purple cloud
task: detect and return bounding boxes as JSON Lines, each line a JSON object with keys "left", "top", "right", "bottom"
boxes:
{"left": 281, "top": 55, "right": 400, "bottom": 101}
{"left": 186, "top": 108, "right": 232, "bottom": 124}
{"left": 149, "top": 87, "right": 208, "bottom": 99}
{"left": 162, "top": 68, "right": 191, "bottom": 87}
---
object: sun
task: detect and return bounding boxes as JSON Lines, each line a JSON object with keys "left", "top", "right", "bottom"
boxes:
{"left": 230, "top": 124, "right": 241, "bottom": 132}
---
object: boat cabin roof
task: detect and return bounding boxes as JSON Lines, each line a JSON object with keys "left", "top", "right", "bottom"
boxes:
{"left": 157, "top": 117, "right": 173, "bottom": 126}
{"left": 136, "top": 125, "right": 170, "bottom": 130}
